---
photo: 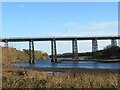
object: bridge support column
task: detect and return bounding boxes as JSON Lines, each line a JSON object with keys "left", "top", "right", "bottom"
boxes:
{"left": 92, "top": 38, "right": 98, "bottom": 52}
{"left": 72, "top": 39, "right": 78, "bottom": 59}
{"left": 29, "top": 40, "right": 35, "bottom": 64}
{"left": 111, "top": 39, "right": 117, "bottom": 47}
{"left": 4, "top": 40, "right": 8, "bottom": 47}
{"left": 51, "top": 39, "right": 57, "bottom": 62}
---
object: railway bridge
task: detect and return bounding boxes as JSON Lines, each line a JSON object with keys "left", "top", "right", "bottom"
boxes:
{"left": 1, "top": 36, "right": 120, "bottom": 64}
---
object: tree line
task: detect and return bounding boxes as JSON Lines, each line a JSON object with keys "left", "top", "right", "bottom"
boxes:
{"left": 92, "top": 45, "right": 120, "bottom": 59}
{"left": 55, "top": 45, "right": 120, "bottom": 59}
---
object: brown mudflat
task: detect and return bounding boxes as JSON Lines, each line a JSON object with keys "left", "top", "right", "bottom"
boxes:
{"left": 22, "top": 66, "right": 120, "bottom": 74}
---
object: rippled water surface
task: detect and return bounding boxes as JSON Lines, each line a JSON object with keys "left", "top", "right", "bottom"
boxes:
{"left": 12, "top": 59, "right": 120, "bottom": 69}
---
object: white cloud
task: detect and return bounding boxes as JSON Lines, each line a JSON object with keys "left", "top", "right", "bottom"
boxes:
{"left": 89, "top": 21, "right": 118, "bottom": 29}
{"left": 65, "top": 21, "right": 118, "bottom": 29}
{"left": 63, "top": 21, "right": 118, "bottom": 36}
{"left": 91, "top": 21, "right": 118, "bottom": 27}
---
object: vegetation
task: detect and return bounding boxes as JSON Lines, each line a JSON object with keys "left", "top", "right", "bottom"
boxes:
{"left": 23, "top": 49, "right": 49, "bottom": 61}
{"left": 1, "top": 46, "right": 120, "bottom": 88}
{"left": 52, "top": 52, "right": 92, "bottom": 58}
{"left": 56, "top": 45, "right": 120, "bottom": 60}
{"left": 2, "top": 68, "right": 119, "bottom": 88}
{"left": 92, "top": 45, "right": 120, "bottom": 59}
{"left": 2, "top": 46, "right": 49, "bottom": 67}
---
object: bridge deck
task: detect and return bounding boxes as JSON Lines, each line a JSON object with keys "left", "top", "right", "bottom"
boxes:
{"left": 1, "top": 36, "right": 120, "bottom": 42}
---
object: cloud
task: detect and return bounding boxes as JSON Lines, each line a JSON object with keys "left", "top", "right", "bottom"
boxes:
{"left": 63, "top": 21, "right": 118, "bottom": 36}
{"left": 65, "top": 21, "right": 118, "bottom": 29}
{"left": 49, "top": 21, "right": 118, "bottom": 38}
{"left": 89, "top": 21, "right": 118, "bottom": 29}
{"left": 91, "top": 21, "right": 118, "bottom": 27}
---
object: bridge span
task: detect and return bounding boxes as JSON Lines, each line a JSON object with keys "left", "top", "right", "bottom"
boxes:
{"left": 1, "top": 36, "right": 120, "bottom": 64}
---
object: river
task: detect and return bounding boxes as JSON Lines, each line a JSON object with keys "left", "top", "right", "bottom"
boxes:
{"left": 12, "top": 58, "right": 120, "bottom": 69}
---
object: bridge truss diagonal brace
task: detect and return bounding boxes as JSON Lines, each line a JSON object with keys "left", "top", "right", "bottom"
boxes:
{"left": 92, "top": 38, "right": 98, "bottom": 52}
{"left": 111, "top": 39, "right": 117, "bottom": 47}
{"left": 51, "top": 39, "right": 57, "bottom": 62}
{"left": 29, "top": 40, "right": 35, "bottom": 64}
{"left": 72, "top": 39, "right": 78, "bottom": 59}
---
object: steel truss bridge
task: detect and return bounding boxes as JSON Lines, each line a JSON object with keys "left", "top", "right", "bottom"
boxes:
{"left": 1, "top": 36, "right": 120, "bottom": 64}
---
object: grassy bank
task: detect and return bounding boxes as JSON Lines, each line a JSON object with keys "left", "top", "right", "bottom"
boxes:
{"left": 2, "top": 46, "right": 49, "bottom": 67}
{"left": 2, "top": 68, "right": 119, "bottom": 88}
{"left": 1, "top": 46, "right": 120, "bottom": 88}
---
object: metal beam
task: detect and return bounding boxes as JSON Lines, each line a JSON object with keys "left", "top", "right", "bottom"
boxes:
{"left": 1, "top": 36, "right": 120, "bottom": 42}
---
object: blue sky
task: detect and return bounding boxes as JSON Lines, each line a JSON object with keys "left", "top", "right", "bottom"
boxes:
{"left": 2, "top": 2, "right": 118, "bottom": 54}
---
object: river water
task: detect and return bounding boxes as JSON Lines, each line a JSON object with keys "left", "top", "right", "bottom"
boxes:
{"left": 12, "top": 58, "right": 120, "bottom": 69}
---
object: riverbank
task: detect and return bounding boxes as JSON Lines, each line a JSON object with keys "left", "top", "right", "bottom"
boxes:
{"left": 2, "top": 46, "right": 120, "bottom": 88}
{"left": 2, "top": 66, "right": 119, "bottom": 88}
{"left": 13, "top": 66, "right": 120, "bottom": 74}
{"left": 58, "top": 58, "right": 120, "bottom": 63}
{"left": 3, "top": 61, "right": 120, "bottom": 88}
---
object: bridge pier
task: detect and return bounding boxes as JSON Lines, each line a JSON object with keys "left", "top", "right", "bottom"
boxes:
{"left": 92, "top": 38, "right": 98, "bottom": 52}
{"left": 72, "top": 39, "right": 78, "bottom": 59}
{"left": 51, "top": 39, "right": 57, "bottom": 62}
{"left": 29, "top": 40, "right": 35, "bottom": 64}
{"left": 111, "top": 39, "right": 117, "bottom": 47}
{"left": 4, "top": 40, "right": 8, "bottom": 47}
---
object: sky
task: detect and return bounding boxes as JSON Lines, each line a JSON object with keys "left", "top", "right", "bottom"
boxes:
{"left": 2, "top": 2, "right": 119, "bottom": 54}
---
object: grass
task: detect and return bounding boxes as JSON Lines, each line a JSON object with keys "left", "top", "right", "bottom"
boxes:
{"left": 2, "top": 68, "right": 119, "bottom": 88}
{"left": 1, "top": 46, "right": 120, "bottom": 88}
